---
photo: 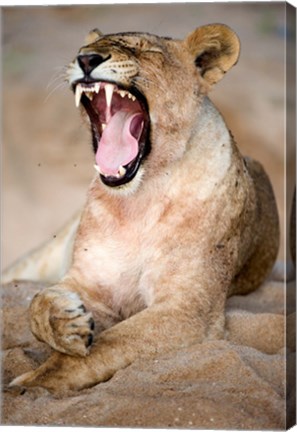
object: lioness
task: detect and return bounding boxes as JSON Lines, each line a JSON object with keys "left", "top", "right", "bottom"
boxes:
{"left": 8, "top": 24, "right": 279, "bottom": 393}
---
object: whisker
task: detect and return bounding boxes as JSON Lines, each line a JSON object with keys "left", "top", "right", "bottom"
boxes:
{"left": 134, "top": 74, "right": 159, "bottom": 90}
{"left": 46, "top": 66, "right": 69, "bottom": 91}
{"left": 43, "top": 81, "right": 68, "bottom": 104}
{"left": 66, "top": 62, "right": 77, "bottom": 69}
{"left": 47, "top": 74, "right": 66, "bottom": 91}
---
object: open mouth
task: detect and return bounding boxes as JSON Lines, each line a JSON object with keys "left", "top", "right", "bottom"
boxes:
{"left": 73, "top": 81, "right": 150, "bottom": 187}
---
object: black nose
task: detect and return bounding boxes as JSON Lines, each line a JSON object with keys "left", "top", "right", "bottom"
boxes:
{"left": 77, "top": 54, "right": 105, "bottom": 75}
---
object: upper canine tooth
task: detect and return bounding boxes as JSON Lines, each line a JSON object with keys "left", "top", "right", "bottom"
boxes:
{"left": 105, "top": 84, "right": 114, "bottom": 108}
{"left": 102, "top": 123, "right": 106, "bottom": 131}
{"left": 95, "top": 83, "right": 100, "bottom": 93}
{"left": 75, "top": 84, "right": 83, "bottom": 107}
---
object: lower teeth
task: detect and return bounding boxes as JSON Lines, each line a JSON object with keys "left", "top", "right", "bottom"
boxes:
{"left": 118, "top": 166, "right": 127, "bottom": 177}
{"left": 93, "top": 164, "right": 127, "bottom": 179}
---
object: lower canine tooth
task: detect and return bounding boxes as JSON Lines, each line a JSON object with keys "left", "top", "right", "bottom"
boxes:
{"left": 118, "top": 166, "right": 127, "bottom": 177}
{"left": 94, "top": 164, "right": 104, "bottom": 175}
{"left": 102, "top": 123, "right": 106, "bottom": 131}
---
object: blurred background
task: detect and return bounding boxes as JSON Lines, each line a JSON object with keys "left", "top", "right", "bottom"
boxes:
{"left": 1, "top": 3, "right": 295, "bottom": 269}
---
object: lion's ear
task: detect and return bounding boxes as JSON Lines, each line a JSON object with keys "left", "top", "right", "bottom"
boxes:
{"left": 185, "top": 24, "right": 240, "bottom": 86}
{"left": 84, "top": 28, "right": 103, "bottom": 45}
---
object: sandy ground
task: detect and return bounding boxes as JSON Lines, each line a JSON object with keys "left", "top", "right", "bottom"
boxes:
{"left": 1, "top": 275, "right": 295, "bottom": 429}
{"left": 1, "top": 3, "right": 296, "bottom": 430}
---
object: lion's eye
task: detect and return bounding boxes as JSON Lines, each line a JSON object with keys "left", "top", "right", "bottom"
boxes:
{"left": 144, "top": 47, "right": 163, "bottom": 54}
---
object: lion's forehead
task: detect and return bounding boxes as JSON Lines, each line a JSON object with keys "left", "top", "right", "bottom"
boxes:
{"left": 81, "top": 32, "right": 176, "bottom": 56}
{"left": 99, "top": 31, "right": 172, "bottom": 45}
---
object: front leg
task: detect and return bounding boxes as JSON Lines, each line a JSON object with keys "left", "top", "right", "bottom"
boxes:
{"left": 9, "top": 278, "right": 227, "bottom": 394}
{"left": 10, "top": 231, "right": 232, "bottom": 394}
{"left": 28, "top": 280, "right": 119, "bottom": 357}
{"left": 29, "top": 285, "right": 95, "bottom": 357}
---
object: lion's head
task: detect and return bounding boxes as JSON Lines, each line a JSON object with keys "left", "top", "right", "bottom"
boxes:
{"left": 67, "top": 24, "right": 240, "bottom": 191}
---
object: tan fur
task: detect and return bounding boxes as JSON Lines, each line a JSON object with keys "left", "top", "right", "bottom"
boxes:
{"left": 7, "top": 24, "right": 279, "bottom": 394}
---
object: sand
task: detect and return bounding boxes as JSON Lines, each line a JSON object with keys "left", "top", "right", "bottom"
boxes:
{"left": 1, "top": 272, "right": 295, "bottom": 429}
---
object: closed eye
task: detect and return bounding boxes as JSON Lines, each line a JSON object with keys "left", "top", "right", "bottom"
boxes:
{"left": 144, "top": 47, "right": 163, "bottom": 54}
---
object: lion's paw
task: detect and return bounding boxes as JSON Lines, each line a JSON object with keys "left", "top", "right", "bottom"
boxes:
{"left": 8, "top": 351, "right": 96, "bottom": 395}
{"left": 30, "top": 288, "right": 95, "bottom": 357}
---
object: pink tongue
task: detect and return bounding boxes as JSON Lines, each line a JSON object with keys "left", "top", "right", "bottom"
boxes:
{"left": 96, "top": 111, "right": 143, "bottom": 176}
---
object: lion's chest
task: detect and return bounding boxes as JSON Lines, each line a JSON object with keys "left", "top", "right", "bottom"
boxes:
{"left": 91, "top": 228, "right": 144, "bottom": 287}
{"left": 73, "top": 197, "right": 174, "bottom": 315}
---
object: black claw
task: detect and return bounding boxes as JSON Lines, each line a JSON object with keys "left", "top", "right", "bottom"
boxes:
{"left": 89, "top": 318, "right": 95, "bottom": 331}
{"left": 86, "top": 334, "right": 93, "bottom": 347}
{"left": 78, "top": 304, "right": 87, "bottom": 313}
